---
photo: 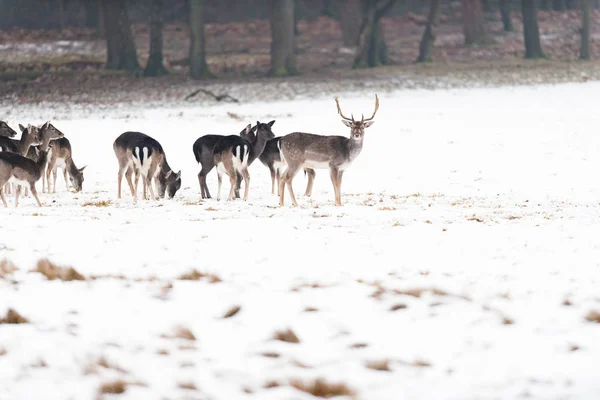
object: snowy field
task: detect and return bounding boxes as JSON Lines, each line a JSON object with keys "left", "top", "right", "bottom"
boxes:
{"left": 1, "top": 81, "right": 600, "bottom": 400}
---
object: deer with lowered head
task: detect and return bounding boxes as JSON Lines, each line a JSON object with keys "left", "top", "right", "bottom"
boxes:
{"left": 278, "top": 94, "right": 379, "bottom": 207}
{"left": 113, "top": 131, "right": 181, "bottom": 201}
{"left": 0, "top": 122, "right": 65, "bottom": 207}
{"left": 212, "top": 120, "right": 275, "bottom": 201}
{"left": 192, "top": 123, "right": 257, "bottom": 200}
{"left": 46, "top": 137, "right": 87, "bottom": 193}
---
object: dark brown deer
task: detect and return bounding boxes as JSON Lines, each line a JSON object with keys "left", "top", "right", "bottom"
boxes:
{"left": 192, "top": 124, "right": 256, "bottom": 200}
{"left": 212, "top": 121, "right": 275, "bottom": 201}
{"left": 0, "top": 124, "right": 43, "bottom": 195}
{"left": 0, "top": 122, "right": 65, "bottom": 207}
{"left": 0, "top": 121, "right": 17, "bottom": 138}
{"left": 113, "top": 131, "right": 181, "bottom": 201}
{"left": 278, "top": 95, "right": 379, "bottom": 207}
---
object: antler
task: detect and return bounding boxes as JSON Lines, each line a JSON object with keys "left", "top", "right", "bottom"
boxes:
{"left": 335, "top": 96, "right": 354, "bottom": 122}
{"left": 362, "top": 94, "right": 380, "bottom": 122}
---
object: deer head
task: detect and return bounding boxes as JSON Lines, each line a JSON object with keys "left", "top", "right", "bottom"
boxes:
{"left": 335, "top": 94, "right": 379, "bottom": 140}
{"left": 0, "top": 121, "right": 17, "bottom": 138}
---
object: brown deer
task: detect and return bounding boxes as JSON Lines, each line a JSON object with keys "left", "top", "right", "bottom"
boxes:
{"left": 46, "top": 138, "right": 86, "bottom": 193}
{"left": 0, "top": 123, "right": 65, "bottom": 207}
{"left": 259, "top": 136, "right": 316, "bottom": 197}
{"left": 278, "top": 95, "right": 379, "bottom": 207}
{"left": 0, "top": 123, "right": 43, "bottom": 195}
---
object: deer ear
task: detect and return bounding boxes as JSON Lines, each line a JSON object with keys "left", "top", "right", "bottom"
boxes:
{"left": 176, "top": 170, "right": 182, "bottom": 179}
{"left": 244, "top": 124, "right": 252, "bottom": 134}
{"left": 79, "top": 166, "right": 87, "bottom": 172}
{"left": 364, "top": 121, "right": 375, "bottom": 128}
{"left": 342, "top": 120, "right": 353, "bottom": 127}
{"left": 165, "top": 171, "right": 172, "bottom": 179}
{"left": 19, "top": 124, "right": 26, "bottom": 132}
{"left": 268, "top": 120, "right": 275, "bottom": 127}
{"left": 43, "top": 121, "right": 50, "bottom": 130}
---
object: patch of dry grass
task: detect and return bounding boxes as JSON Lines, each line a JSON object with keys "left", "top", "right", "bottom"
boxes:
{"left": 171, "top": 326, "right": 196, "bottom": 341}
{"left": 365, "top": 359, "right": 391, "bottom": 371}
{"left": 264, "top": 381, "right": 281, "bottom": 389}
{"left": 411, "top": 359, "right": 432, "bottom": 367}
{"left": 349, "top": 343, "right": 368, "bottom": 349}
{"left": 273, "top": 328, "right": 300, "bottom": 344}
{"left": 261, "top": 351, "right": 280, "bottom": 358}
{"left": 0, "top": 308, "right": 29, "bottom": 324}
{"left": 585, "top": 310, "right": 600, "bottom": 323}
{"left": 177, "top": 269, "right": 221, "bottom": 283}
{"left": 178, "top": 382, "right": 197, "bottom": 390}
{"left": 290, "top": 378, "right": 355, "bottom": 398}
{"left": 378, "top": 206, "right": 396, "bottom": 211}
{"left": 0, "top": 348, "right": 6, "bottom": 356}
{"left": 99, "top": 380, "right": 127, "bottom": 395}
{"left": 304, "top": 306, "right": 319, "bottom": 312}
{"left": 0, "top": 259, "right": 17, "bottom": 278}
{"left": 222, "top": 305, "right": 241, "bottom": 318}
{"left": 85, "top": 356, "right": 128, "bottom": 375}
{"left": 83, "top": 200, "right": 111, "bottom": 207}
{"left": 33, "top": 259, "right": 85, "bottom": 281}
{"left": 390, "top": 303, "right": 407, "bottom": 311}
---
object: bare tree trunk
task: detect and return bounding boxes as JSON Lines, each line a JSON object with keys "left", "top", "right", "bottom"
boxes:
{"left": 338, "top": 0, "right": 361, "bottom": 46}
{"left": 189, "top": 0, "right": 212, "bottom": 79}
{"left": 268, "top": 0, "right": 297, "bottom": 76}
{"left": 500, "top": 0, "right": 514, "bottom": 31}
{"left": 553, "top": 0, "right": 567, "bottom": 10}
{"left": 462, "top": 0, "right": 486, "bottom": 44}
{"left": 522, "top": 0, "right": 545, "bottom": 58}
{"left": 580, "top": 0, "right": 591, "bottom": 59}
{"left": 58, "top": 0, "right": 65, "bottom": 30}
{"left": 417, "top": 0, "right": 441, "bottom": 62}
{"left": 101, "top": 0, "right": 140, "bottom": 72}
{"left": 144, "top": 0, "right": 168, "bottom": 77}
{"left": 84, "top": 0, "right": 100, "bottom": 29}
{"left": 353, "top": 0, "right": 395, "bottom": 69}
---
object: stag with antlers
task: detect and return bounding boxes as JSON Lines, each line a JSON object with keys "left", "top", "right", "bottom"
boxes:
{"left": 278, "top": 94, "right": 379, "bottom": 207}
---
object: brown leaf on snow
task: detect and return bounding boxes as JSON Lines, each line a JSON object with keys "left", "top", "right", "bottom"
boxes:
{"left": 365, "top": 359, "right": 391, "bottom": 371}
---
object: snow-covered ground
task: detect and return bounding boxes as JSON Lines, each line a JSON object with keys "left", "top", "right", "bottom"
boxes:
{"left": 1, "top": 81, "right": 600, "bottom": 400}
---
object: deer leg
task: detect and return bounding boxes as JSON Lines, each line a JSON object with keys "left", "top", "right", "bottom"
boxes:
{"left": 216, "top": 170, "right": 223, "bottom": 201}
{"left": 242, "top": 168, "right": 250, "bottom": 201}
{"left": 125, "top": 167, "right": 136, "bottom": 200}
{"left": 234, "top": 171, "right": 242, "bottom": 199}
{"left": 199, "top": 166, "right": 212, "bottom": 199}
{"left": 336, "top": 171, "right": 344, "bottom": 206}
{"left": 0, "top": 186, "right": 7, "bottom": 207}
{"left": 268, "top": 164, "right": 276, "bottom": 195}
{"left": 30, "top": 183, "right": 42, "bottom": 207}
{"left": 14, "top": 185, "right": 21, "bottom": 208}
{"left": 63, "top": 168, "right": 69, "bottom": 191}
{"left": 280, "top": 165, "right": 300, "bottom": 207}
{"left": 227, "top": 173, "right": 237, "bottom": 201}
{"left": 117, "top": 168, "right": 124, "bottom": 199}
{"left": 330, "top": 167, "right": 342, "bottom": 207}
{"left": 276, "top": 169, "right": 281, "bottom": 196}
{"left": 52, "top": 169, "right": 58, "bottom": 193}
{"left": 304, "top": 168, "right": 316, "bottom": 197}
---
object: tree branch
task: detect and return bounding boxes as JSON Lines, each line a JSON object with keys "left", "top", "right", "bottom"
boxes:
{"left": 185, "top": 88, "right": 239, "bottom": 102}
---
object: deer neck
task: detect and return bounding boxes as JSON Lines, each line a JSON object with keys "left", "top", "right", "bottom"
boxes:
{"left": 17, "top": 135, "right": 36, "bottom": 156}
{"left": 36, "top": 148, "right": 50, "bottom": 172}
{"left": 345, "top": 135, "right": 364, "bottom": 163}
{"left": 249, "top": 133, "right": 269, "bottom": 164}
{"left": 66, "top": 156, "right": 79, "bottom": 176}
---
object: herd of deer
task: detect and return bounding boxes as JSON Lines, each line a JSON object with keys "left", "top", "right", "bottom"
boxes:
{"left": 0, "top": 95, "right": 379, "bottom": 208}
